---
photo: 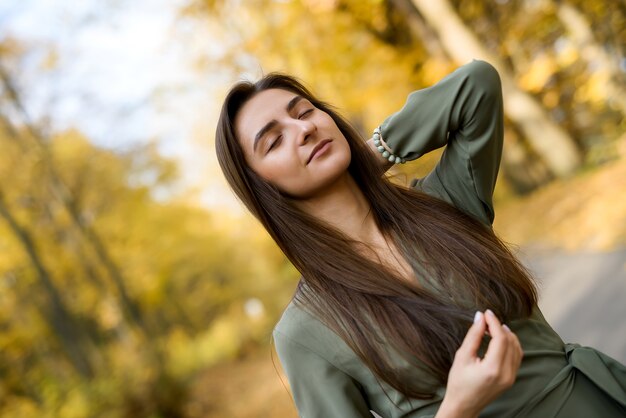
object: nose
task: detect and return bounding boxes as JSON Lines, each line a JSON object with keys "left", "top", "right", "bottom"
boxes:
{"left": 295, "top": 118, "right": 316, "bottom": 145}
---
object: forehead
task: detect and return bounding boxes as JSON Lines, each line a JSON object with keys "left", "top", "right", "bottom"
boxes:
{"left": 234, "top": 88, "right": 300, "bottom": 153}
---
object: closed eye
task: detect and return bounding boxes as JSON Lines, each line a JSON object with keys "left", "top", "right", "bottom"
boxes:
{"left": 298, "top": 109, "right": 313, "bottom": 119}
{"left": 267, "top": 135, "right": 282, "bottom": 153}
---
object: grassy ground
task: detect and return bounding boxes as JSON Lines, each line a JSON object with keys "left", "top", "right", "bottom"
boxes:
{"left": 193, "top": 155, "right": 626, "bottom": 418}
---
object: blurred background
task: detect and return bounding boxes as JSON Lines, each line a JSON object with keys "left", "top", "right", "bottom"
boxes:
{"left": 0, "top": 0, "right": 625, "bottom": 417}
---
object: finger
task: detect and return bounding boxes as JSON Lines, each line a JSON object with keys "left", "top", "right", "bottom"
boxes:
{"left": 504, "top": 328, "right": 520, "bottom": 358}
{"left": 503, "top": 324, "right": 524, "bottom": 363}
{"left": 497, "top": 322, "right": 522, "bottom": 360}
{"left": 456, "top": 311, "right": 487, "bottom": 360}
{"left": 501, "top": 325, "right": 519, "bottom": 361}
{"left": 500, "top": 332, "right": 523, "bottom": 385}
{"left": 485, "top": 309, "right": 505, "bottom": 338}
{"left": 502, "top": 326, "right": 524, "bottom": 378}
{"left": 512, "top": 332, "right": 524, "bottom": 365}
{"left": 503, "top": 325, "right": 519, "bottom": 356}
{"left": 482, "top": 310, "right": 510, "bottom": 367}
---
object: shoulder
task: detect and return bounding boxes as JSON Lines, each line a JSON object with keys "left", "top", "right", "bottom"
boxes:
{"left": 272, "top": 299, "right": 363, "bottom": 371}
{"left": 272, "top": 300, "right": 317, "bottom": 350}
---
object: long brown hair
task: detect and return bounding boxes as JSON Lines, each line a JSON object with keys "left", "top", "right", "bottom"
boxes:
{"left": 215, "top": 73, "right": 538, "bottom": 400}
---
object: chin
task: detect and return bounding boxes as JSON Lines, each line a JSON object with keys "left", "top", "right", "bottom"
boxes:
{"left": 282, "top": 155, "right": 351, "bottom": 199}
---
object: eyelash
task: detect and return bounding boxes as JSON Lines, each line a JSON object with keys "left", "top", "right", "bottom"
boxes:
{"left": 268, "top": 135, "right": 282, "bottom": 152}
{"left": 298, "top": 109, "right": 313, "bottom": 119}
{"left": 266, "top": 108, "right": 314, "bottom": 153}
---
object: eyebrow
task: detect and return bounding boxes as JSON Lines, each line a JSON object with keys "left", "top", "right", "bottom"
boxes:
{"left": 253, "top": 95, "right": 304, "bottom": 153}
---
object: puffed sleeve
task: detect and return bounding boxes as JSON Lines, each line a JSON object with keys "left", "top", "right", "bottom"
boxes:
{"left": 273, "top": 328, "right": 373, "bottom": 418}
{"left": 379, "top": 59, "right": 504, "bottom": 227}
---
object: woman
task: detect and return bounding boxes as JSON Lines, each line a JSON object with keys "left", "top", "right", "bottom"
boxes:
{"left": 215, "top": 59, "right": 626, "bottom": 417}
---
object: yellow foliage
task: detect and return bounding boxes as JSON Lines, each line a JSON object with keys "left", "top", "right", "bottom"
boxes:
{"left": 554, "top": 41, "right": 579, "bottom": 67}
{"left": 167, "top": 315, "right": 241, "bottom": 377}
{"left": 302, "top": 0, "right": 337, "bottom": 13}
{"left": 580, "top": 69, "right": 612, "bottom": 107}
{"left": 517, "top": 53, "right": 558, "bottom": 92}
{"left": 420, "top": 59, "right": 457, "bottom": 85}
{"left": 56, "top": 388, "right": 90, "bottom": 418}
{"left": 97, "top": 297, "right": 123, "bottom": 331}
{"left": 542, "top": 90, "right": 559, "bottom": 107}
{"left": 0, "top": 397, "right": 40, "bottom": 418}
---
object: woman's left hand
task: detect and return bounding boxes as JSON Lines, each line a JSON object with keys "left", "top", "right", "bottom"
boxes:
{"left": 437, "top": 309, "right": 524, "bottom": 418}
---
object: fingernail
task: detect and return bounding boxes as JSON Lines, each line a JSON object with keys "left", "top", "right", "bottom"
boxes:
{"left": 503, "top": 324, "right": 511, "bottom": 333}
{"left": 486, "top": 309, "right": 495, "bottom": 318}
{"left": 473, "top": 311, "right": 483, "bottom": 324}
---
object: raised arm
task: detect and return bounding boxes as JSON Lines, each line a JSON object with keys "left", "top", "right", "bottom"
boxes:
{"left": 273, "top": 329, "right": 373, "bottom": 418}
{"left": 369, "top": 59, "right": 504, "bottom": 226}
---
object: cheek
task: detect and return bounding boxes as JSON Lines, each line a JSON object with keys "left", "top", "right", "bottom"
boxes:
{"left": 253, "top": 140, "right": 351, "bottom": 197}
{"left": 253, "top": 154, "right": 303, "bottom": 185}
{"left": 258, "top": 165, "right": 308, "bottom": 197}
{"left": 268, "top": 162, "right": 301, "bottom": 180}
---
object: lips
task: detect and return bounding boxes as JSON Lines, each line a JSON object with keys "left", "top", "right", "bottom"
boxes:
{"left": 307, "top": 139, "right": 332, "bottom": 164}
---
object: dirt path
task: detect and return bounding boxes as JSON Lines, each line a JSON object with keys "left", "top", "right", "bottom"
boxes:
{"left": 517, "top": 245, "right": 626, "bottom": 364}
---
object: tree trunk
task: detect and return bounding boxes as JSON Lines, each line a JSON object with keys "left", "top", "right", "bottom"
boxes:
{"left": 408, "top": 0, "right": 583, "bottom": 178}
{"left": 387, "top": 0, "right": 448, "bottom": 60}
{"left": 0, "top": 191, "right": 95, "bottom": 378}
{"left": 501, "top": 126, "right": 553, "bottom": 194}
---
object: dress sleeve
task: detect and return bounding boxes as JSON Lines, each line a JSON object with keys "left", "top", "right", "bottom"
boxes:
{"left": 273, "top": 329, "right": 373, "bottom": 418}
{"left": 379, "top": 59, "right": 504, "bottom": 227}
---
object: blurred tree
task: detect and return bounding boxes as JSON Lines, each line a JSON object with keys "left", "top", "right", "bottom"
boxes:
{"left": 0, "top": 18, "right": 304, "bottom": 417}
{"left": 0, "top": 190, "right": 95, "bottom": 378}
{"left": 347, "top": 0, "right": 557, "bottom": 191}
{"left": 408, "top": 0, "right": 582, "bottom": 177}
{"left": 0, "top": 62, "right": 155, "bottom": 345}
{"left": 191, "top": 0, "right": 620, "bottom": 195}
{"left": 555, "top": 1, "right": 626, "bottom": 116}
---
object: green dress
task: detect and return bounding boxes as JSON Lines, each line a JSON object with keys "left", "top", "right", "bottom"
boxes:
{"left": 272, "top": 60, "right": 626, "bottom": 417}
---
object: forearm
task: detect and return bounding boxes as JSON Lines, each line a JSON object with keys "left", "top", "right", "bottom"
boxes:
{"left": 378, "top": 60, "right": 503, "bottom": 163}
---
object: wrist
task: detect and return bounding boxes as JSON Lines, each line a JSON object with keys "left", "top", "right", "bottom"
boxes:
{"left": 366, "top": 138, "right": 394, "bottom": 173}
{"left": 436, "top": 397, "right": 479, "bottom": 418}
{"left": 372, "top": 126, "right": 406, "bottom": 164}
{"left": 377, "top": 134, "right": 394, "bottom": 154}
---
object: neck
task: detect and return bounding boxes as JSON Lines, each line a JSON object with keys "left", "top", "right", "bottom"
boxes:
{"left": 294, "top": 172, "right": 383, "bottom": 246}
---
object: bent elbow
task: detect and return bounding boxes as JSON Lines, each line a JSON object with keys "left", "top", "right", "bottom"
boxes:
{"left": 467, "top": 59, "right": 503, "bottom": 100}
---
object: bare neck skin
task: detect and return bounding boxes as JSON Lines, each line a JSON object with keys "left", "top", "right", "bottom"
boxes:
{"left": 294, "top": 171, "right": 415, "bottom": 282}
{"left": 293, "top": 172, "right": 385, "bottom": 248}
